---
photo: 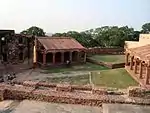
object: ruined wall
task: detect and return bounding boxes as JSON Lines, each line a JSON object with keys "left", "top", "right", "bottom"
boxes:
{"left": 139, "top": 34, "right": 150, "bottom": 46}
{"left": 125, "top": 34, "right": 150, "bottom": 49}
{"left": 128, "top": 86, "right": 150, "bottom": 99}
{"left": 0, "top": 81, "right": 150, "bottom": 106}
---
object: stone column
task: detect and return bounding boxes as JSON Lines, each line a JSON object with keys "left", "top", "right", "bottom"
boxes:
{"left": 84, "top": 52, "right": 87, "bottom": 62}
{"left": 69, "top": 51, "right": 72, "bottom": 62}
{"left": 43, "top": 51, "right": 46, "bottom": 65}
{"left": 77, "top": 52, "right": 80, "bottom": 62}
{"left": 139, "top": 61, "right": 143, "bottom": 79}
{"left": 53, "top": 52, "right": 56, "bottom": 64}
{"left": 130, "top": 56, "right": 134, "bottom": 70}
{"left": 134, "top": 59, "right": 138, "bottom": 74}
{"left": 125, "top": 53, "right": 129, "bottom": 66}
{"left": 145, "top": 66, "right": 150, "bottom": 85}
{"left": 61, "top": 52, "right": 64, "bottom": 64}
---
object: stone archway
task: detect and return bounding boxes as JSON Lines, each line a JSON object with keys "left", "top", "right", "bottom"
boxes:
{"left": 37, "top": 51, "right": 43, "bottom": 63}
{"left": 46, "top": 53, "right": 53, "bottom": 63}
{"left": 55, "top": 52, "right": 61, "bottom": 63}
{"left": 72, "top": 51, "right": 78, "bottom": 62}
{"left": 64, "top": 52, "right": 70, "bottom": 62}
{"left": 19, "top": 52, "right": 23, "bottom": 61}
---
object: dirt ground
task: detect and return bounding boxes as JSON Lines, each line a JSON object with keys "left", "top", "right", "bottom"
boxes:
{"left": 14, "top": 69, "right": 90, "bottom": 83}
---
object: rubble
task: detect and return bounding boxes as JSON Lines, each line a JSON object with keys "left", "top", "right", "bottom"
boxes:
{"left": 0, "top": 82, "right": 150, "bottom": 106}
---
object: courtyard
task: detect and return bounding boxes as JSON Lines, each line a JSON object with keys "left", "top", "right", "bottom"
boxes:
{"left": 91, "top": 68, "right": 138, "bottom": 88}
{"left": 89, "top": 55, "right": 125, "bottom": 64}
{"left": 15, "top": 65, "right": 138, "bottom": 89}
{"left": 44, "top": 62, "right": 109, "bottom": 73}
{"left": 43, "top": 68, "right": 138, "bottom": 88}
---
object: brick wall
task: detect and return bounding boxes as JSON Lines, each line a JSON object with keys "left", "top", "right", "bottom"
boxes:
{"left": 87, "top": 47, "right": 124, "bottom": 55}
{"left": 0, "top": 82, "right": 150, "bottom": 106}
{"left": 128, "top": 86, "right": 150, "bottom": 99}
{"left": 87, "top": 58, "right": 125, "bottom": 69}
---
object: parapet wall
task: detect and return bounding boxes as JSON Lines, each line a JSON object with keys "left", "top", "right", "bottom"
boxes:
{"left": 128, "top": 86, "right": 150, "bottom": 98}
{"left": 125, "top": 34, "right": 150, "bottom": 49}
{"left": 87, "top": 47, "right": 124, "bottom": 55}
{"left": 0, "top": 81, "right": 150, "bottom": 106}
{"left": 87, "top": 58, "right": 125, "bottom": 69}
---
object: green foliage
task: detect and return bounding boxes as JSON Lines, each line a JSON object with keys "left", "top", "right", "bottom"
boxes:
{"left": 142, "top": 23, "right": 150, "bottom": 33}
{"left": 52, "top": 25, "right": 140, "bottom": 48}
{"left": 21, "top": 26, "right": 45, "bottom": 36}
{"left": 21, "top": 22, "right": 149, "bottom": 47}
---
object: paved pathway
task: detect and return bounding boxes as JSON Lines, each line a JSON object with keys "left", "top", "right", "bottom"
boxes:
{"left": 1, "top": 100, "right": 150, "bottom": 113}
{"left": 0, "top": 100, "right": 102, "bottom": 113}
{"left": 103, "top": 104, "right": 150, "bottom": 113}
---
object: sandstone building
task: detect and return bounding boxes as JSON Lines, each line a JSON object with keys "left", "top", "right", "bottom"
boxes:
{"left": 33, "top": 37, "right": 87, "bottom": 66}
{"left": 125, "top": 34, "right": 150, "bottom": 88}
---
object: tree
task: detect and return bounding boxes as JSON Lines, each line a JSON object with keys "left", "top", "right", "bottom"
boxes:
{"left": 21, "top": 26, "right": 45, "bottom": 36}
{"left": 52, "top": 25, "right": 142, "bottom": 48}
{"left": 141, "top": 23, "right": 150, "bottom": 33}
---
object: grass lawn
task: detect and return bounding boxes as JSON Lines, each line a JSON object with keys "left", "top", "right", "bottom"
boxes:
{"left": 43, "top": 68, "right": 138, "bottom": 89}
{"left": 45, "top": 74, "right": 90, "bottom": 85}
{"left": 91, "top": 68, "right": 138, "bottom": 89}
{"left": 44, "top": 62, "right": 109, "bottom": 73}
{"left": 90, "top": 55, "right": 125, "bottom": 63}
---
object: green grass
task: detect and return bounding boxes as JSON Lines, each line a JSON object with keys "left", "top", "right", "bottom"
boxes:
{"left": 44, "top": 62, "right": 109, "bottom": 73}
{"left": 90, "top": 55, "right": 125, "bottom": 63}
{"left": 44, "top": 75, "right": 90, "bottom": 85}
{"left": 43, "top": 68, "right": 138, "bottom": 89}
{"left": 91, "top": 68, "right": 138, "bottom": 89}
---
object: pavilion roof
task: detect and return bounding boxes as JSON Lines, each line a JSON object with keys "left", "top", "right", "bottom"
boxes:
{"left": 128, "top": 44, "right": 150, "bottom": 62}
{"left": 37, "top": 37, "right": 86, "bottom": 52}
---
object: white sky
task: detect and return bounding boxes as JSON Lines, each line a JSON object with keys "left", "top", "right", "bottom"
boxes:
{"left": 0, "top": 0, "right": 150, "bottom": 33}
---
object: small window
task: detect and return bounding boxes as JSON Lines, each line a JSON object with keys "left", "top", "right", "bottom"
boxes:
{"left": 19, "top": 38, "right": 23, "bottom": 43}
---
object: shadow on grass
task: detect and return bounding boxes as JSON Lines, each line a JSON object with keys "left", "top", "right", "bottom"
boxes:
{"left": 43, "top": 63, "right": 109, "bottom": 73}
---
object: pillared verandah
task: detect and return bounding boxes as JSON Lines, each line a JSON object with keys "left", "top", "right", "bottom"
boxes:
{"left": 34, "top": 37, "right": 87, "bottom": 66}
{"left": 125, "top": 44, "right": 150, "bottom": 87}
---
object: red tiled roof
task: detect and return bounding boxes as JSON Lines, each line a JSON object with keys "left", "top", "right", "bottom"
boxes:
{"left": 129, "top": 44, "right": 150, "bottom": 61}
{"left": 37, "top": 37, "right": 86, "bottom": 51}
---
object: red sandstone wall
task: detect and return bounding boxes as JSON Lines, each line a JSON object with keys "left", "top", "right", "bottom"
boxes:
{"left": 0, "top": 82, "right": 150, "bottom": 106}
{"left": 87, "top": 47, "right": 124, "bottom": 55}
{"left": 87, "top": 58, "right": 125, "bottom": 69}
{"left": 128, "top": 86, "right": 150, "bottom": 98}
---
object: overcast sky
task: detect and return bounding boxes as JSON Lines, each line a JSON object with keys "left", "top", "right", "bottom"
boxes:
{"left": 0, "top": 0, "right": 150, "bottom": 33}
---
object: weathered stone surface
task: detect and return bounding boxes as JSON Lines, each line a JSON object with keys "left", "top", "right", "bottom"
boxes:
{"left": 92, "top": 87, "right": 107, "bottom": 95}
{"left": 103, "top": 104, "right": 150, "bottom": 113}
{"left": 56, "top": 84, "right": 72, "bottom": 92}
{"left": 23, "top": 81, "right": 39, "bottom": 87}
{"left": 128, "top": 86, "right": 150, "bottom": 98}
{"left": 0, "top": 82, "right": 150, "bottom": 107}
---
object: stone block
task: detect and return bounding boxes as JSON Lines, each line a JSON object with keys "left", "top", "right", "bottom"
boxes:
{"left": 56, "top": 84, "right": 72, "bottom": 92}
{"left": 23, "top": 81, "right": 39, "bottom": 87}
{"left": 92, "top": 87, "right": 107, "bottom": 95}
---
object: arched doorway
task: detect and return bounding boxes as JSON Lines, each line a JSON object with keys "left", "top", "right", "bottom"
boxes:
{"left": 19, "top": 52, "right": 23, "bottom": 61}
{"left": 72, "top": 51, "right": 78, "bottom": 62}
{"left": 46, "top": 53, "right": 53, "bottom": 63}
{"left": 55, "top": 52, "right": 61, "bottom": 63}
{"left": 64, "top": 52, "right": 70, "bottom": 62}
{"left": 37, "top": 51, "right": 43, "bottom": 63}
